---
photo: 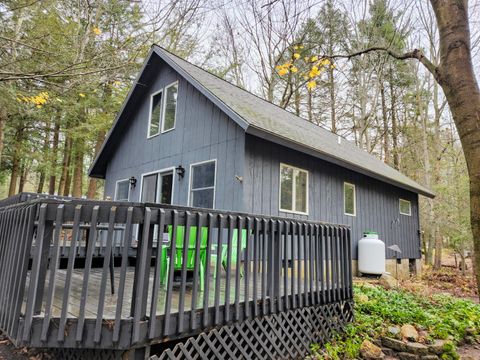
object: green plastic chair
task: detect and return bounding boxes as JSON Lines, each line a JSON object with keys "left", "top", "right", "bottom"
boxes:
{"left": 213, "top": 229, "right": 248, "bottom": 278}
{"left": 161, "top": 225, "right": 209, "bottom": 290}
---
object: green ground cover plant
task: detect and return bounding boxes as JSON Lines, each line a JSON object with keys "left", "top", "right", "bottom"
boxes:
{"left": 309, "top": 284, "right": 480, "bottom": 359}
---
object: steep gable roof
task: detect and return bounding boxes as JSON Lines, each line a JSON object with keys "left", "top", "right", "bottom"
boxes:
{"left": 90, "top": 45, "right": 434, "bottom": 198}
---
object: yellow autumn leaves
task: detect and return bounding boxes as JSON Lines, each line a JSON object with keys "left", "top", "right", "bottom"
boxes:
{"left": 276, "top": 45, "right": 336, "bottom": 91}
{"left": 17, "top": 92, "right": 49, "bottom": 108}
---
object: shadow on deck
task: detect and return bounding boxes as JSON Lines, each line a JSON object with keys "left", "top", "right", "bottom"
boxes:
{"left": 0, "top": 193, "right": 354, "bottom": 359}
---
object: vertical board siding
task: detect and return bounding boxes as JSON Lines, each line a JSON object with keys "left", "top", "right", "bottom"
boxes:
{"left": 243, "top": 135, "right": 421, "bottom": 260}
{"left": 104, "top": 60, "right": 245, "bottom": 213}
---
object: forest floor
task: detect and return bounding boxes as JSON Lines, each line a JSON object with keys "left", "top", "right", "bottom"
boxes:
{"left": 0, "top": 255, "right": 478, "bottom": 359}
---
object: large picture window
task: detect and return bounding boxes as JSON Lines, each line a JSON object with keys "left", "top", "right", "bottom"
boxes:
{"left": 279, "top": 163, "right": 308, "bottom": 214}
{"left": 161, "top": 82, "right": 178, "bottom": 133}
{"left": 189, "top": 160, "right": 216, "bottom": 209}
{"left": 399, "top": 199, "right": 411, "bottom": 216}
{"left": 148, "top": 90, "right": 163, "bottom": 137}
{"left": 114, "top": 179, "right": 130, "bottom": 201}
{"left": 344, "top": 182, "right": 356, "bottom": 216}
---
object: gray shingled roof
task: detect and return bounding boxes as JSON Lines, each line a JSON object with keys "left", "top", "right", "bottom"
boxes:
{"left": 153, "top": 46, "right": 434, "bottom": 198}
{"left": 90, "top": 45, "right": 433, "bottom": 197}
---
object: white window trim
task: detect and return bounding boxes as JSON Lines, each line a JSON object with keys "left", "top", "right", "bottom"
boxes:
{"left": 343, "top": 182, "right": 356, "bottom": 217}
{"left": 147, "top": 89, "right": 163, "bottom": 139}
{"left": 114, "top": 178, "right": 131, "bottom": 201}
{"left": 138, "top": 167, "right": 176, "bottom": 204}
{"left": 160, "top": 81, "right": 179, "bottom": 134}
{"left": 399, "top": 198, "right": 412, "bottom": 216}
{"left": 188, "top": 159, "right": 217, "bottom": 209}
{"left": 279, "top": 163, "right": 309, "bottom": 215}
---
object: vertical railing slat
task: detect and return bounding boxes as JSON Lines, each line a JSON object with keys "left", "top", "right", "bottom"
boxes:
{"left": 57, "top": 204, "right": 82, "bottom": 342}
{"left": 178, "top": 211, "right": 191, "bottom": 334}
{"left": 114, "top": 207, "right": 134, "bottom": 342}
{"left": 190, "top": 212, "right": 204, "bottom": 331}
{"left": 94, "top": 207, "right": 117, "bottom": 343}
{"left": 41, "top": 205, "right": 65, "bottom": 341}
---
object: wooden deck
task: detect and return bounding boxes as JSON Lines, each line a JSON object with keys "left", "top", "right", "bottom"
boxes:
{"left": 25, "top": 263, "right": 326, "bottom": 320}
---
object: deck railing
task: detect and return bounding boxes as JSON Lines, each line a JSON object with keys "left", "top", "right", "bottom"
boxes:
{"left": 0, "top": 196, "right": 353, "bottom": 350}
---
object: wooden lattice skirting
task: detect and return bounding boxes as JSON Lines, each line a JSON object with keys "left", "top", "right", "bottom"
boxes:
{"left": 152, "top": 300, "right": 354, "bottom": 360}
{"left": 43, "top": 300, "right": 353, "bottom": 360}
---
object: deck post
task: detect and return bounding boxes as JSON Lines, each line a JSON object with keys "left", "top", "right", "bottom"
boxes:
{"left": 34, "top": 220, "right": 54, "bottom": 315}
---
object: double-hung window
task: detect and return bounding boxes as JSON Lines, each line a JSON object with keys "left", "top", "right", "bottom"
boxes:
{"left": 189, "top": 160, "right": 216, "bottom": 209}
{"left": 161, "top": 82, "right": 178, "bottom": 132}
{"left": 115, "top": 179, "right": 130, "bottom": 201}
{"left": 148, "top": 90, "right": 163, "bottom": 137}
{"left": 344, "top": 182, "right": 356, "bottom": 216}
{"left": 399, "top": 199, "right": 411, "bottom": 216}
{"left": 279, "top": 163, "right": 308, "bottom": 214}
{"left": 148, "top": 81, "right": 178, "bottom": 137}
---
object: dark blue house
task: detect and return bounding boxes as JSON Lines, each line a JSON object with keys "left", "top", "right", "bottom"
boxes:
{"left": 89, "top": 45, "right": 434, "bottom": 276}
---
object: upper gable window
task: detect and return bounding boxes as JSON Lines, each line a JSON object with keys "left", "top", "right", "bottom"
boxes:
{"left": 279, "top": 163, "right": 308, "bottom": 214}
{"left": 148, "top": 90, "right": 163, "bottom": 138}
{"left": 161, "top": 82, "right": 178, "bottom": 133}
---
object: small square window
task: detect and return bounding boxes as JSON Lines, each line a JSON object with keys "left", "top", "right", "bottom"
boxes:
{"left": 115, "top": 179, "right": 130, "bottom": 201}
{"left": 399, "top": 199, "right": 411, "bottom": 216}
{"left": 344, "top": 182, "right": 356, "bottom": 216}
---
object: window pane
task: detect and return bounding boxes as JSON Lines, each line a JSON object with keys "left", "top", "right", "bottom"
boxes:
{"left": 280, "top": 166, "right": 293, "bottom": 211}
{"left": 160, "top": 173, "right": 173, "bottom": 204}
{"left": 142, "top": 174, "right": 158, "bottom": 203}
{"left": 344, "top": 183, "right": 355, "bottom": 215}
{"left": 295, "top": 170, "right": 307, "bottom": 213}
{"left": 115, "top": 180, "right": 129, "bottom": 201}
{"left": 192, "top": 162, "right": 215, "bottom": 189}
{"left": 149, "top": 92, "right": 162, "bottom": 136}
{"left": 163, "top": 83, "right": 178, "bottom": 131}
{"left": 191, "top": 189, "right": 214, "bottom": 208}
{"left": 400, "top": 199, "right": 411, "bottom": 215}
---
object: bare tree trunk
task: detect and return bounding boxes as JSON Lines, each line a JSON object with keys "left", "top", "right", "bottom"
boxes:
{"left": 380, "top": 82, "right": 389, "bottom": 163}
{"left": 0, "top": 105, "right": 6, "bottom": 164}
{"left": 18, "top": 161, "right": 26, "bottom": 193}
{"left": 87, "top": 130, "right": 105, "bottom": 199}
{"left": 37, "top": 123, "right": 51, "bottom": 193}
{"left": 49, "top": 120, "right": 60, "bottom": 194}
{"left": 8, "top": 156, "right": 19, "bottom": 196}
{"left": 389, "top": 69, "right": 399, "bottom": 169}
{"left": 72, "top": 141, "right": 83, "bottom": 198}
{"left": 430, "top": 0, "right": 480, "bottom": 293}
{"left": 58, "top": 134, "right": 72, "bottom": 196}
{"left": 8, "top": 127, "right": 24, "bottom": 196}
{"left": 328, "top": 66, "right": 337, "bottom": 133}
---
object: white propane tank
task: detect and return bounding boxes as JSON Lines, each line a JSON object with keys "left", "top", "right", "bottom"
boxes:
{"left": 358, "top": 231, "right": 385, "bottom": 275}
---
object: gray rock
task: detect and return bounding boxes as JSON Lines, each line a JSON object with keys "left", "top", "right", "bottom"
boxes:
{"left": 405, "top": 342, "right": 428, "bottom": 356}
{"left": 388, "top": 326, "right": 401, "bottom": 338}
{"left": 397, "top": 352, "right": 419, "bottom": 360}
{"left": 382, "top": 337, "right": 408, "bottom": 352}
{"left": 379, "top": 273, "right": 397, "bottom": 289}
{"left": 360, "top": 339, "right": 385, "bottom": 359}
{"left": 401, "top": 325, "right": 419, "bottom": 342}
{"left": 381, "top": 347, "right": 395, "bottom": 357}
{"left": 427, "top": 339, "right": 449, "bottom": 355}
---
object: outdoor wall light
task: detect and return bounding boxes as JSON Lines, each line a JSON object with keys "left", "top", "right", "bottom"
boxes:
{"left": 176, "top": 165, "right": 185, "bottom": 179}
{"left": 129, "top": 176, "right": 137, "bottom": 189}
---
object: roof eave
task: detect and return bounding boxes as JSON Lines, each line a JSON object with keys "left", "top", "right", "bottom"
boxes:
{"left": 88, "top": 47, "right": 158, "bottom": 179}
{"left": 246, "top": 125, "right": 435, "bottom": 198}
